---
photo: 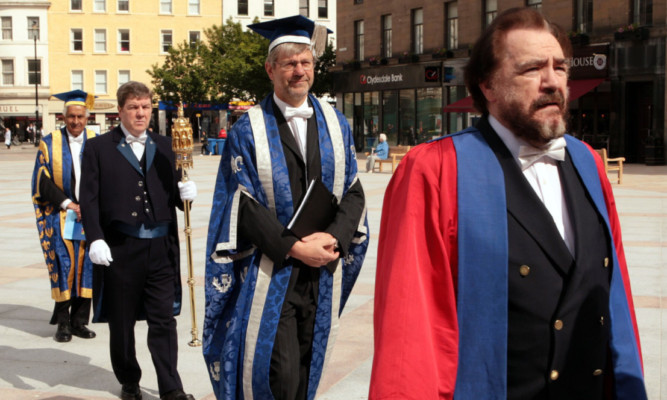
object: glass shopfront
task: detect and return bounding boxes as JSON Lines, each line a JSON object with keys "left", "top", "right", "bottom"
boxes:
{"left": 334, "top": 62, "right": 468, "bottom": 149}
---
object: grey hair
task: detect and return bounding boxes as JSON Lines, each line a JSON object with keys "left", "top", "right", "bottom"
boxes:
{"left": 379, "top": 133, "right": 387, "bottom": 142}
{"left": 266, "top": 42, "right": 318, "bottom": 65}
{"left": 63, "top": 104, "right": 91, "bottom": 118}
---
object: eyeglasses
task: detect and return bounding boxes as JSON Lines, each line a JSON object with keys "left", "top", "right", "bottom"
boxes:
{"left": 277, "top": 59, "right": 314, "bottom": 72}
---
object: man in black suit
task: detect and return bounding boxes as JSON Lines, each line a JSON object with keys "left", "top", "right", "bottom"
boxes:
{"left": 371, "top": 7, "right": 647, "bottom": 400}
{"left": 80, "top": 81, "right": 196, "bottom": 400}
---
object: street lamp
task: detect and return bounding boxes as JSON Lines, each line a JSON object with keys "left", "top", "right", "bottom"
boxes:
{"left": 32, "top": 20, "right": 40, "bottom": 146}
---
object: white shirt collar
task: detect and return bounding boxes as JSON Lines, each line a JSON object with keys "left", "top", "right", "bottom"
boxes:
{"left": 273, "top": 93, "right": 310, "bottom": 118}
{"left": 120, "top": 123, "right": 146, "bottom": 141}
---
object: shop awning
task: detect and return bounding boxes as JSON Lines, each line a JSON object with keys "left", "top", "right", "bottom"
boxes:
{"left": 443, "top": 78, "right": 606, "bottom": 113}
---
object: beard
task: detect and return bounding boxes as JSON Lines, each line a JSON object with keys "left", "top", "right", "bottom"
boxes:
{"left": 497, "top": 89, "right": 569, "bottom": 148}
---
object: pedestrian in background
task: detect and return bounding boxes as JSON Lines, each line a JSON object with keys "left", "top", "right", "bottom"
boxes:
{"left": 371, "top": 7, "right": 647, "bottom": 400}
{"left": 366, "top": 133, "right": 388, "bottom": 173}
{"left": 4, "top": 126, "right": 10, "bottom": 149}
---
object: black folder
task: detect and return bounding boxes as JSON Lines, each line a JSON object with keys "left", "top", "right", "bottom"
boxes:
{"left": 287, "top": 178, "right": 339, "bottom": 239}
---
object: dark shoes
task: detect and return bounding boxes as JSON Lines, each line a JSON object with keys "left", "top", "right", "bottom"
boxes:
{"left": 71, "top": 324, "right": 96, "bottom": 339}
{"left": 160, "top": 388, "right": 195, "bottom": 400}
{"left": 53, "top": 322, "right": 72, "bottom": 342}
{"left": 120, "top": 383, "right": 142, "bottom": 400}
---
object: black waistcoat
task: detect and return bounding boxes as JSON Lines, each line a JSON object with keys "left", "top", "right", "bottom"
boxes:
{"left": 481, "top": 124, "right": 612, "bottom": 400}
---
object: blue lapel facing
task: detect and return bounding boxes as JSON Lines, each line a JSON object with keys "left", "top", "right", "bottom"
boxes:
{"left": 452, "top": 127, "right": 508, "bottom": 400}
{"left": 565, "top": 136, "right": 647, "bottom": 399}
{"left": 58, "top": 128, "right": 74, "bottom": 198}
{"left": 145, "top": 135, "right": 156, "bottom": 173}
{"left": 116, "top": 137, "right": 143, "bottom": 176}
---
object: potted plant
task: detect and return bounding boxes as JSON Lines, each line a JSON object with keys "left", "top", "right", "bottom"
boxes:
{"left": 369, "top": 56, "right": 379, "bottom": 66}
{"left": 615, "top": 24, "right": 650, "bottom": 41}
{"left": 569, "top": 31, "right": 589, "bottom": 46}
{"left": 432, "top": 48, "right": 453, "bottom": 59}
{"left": 398, "top": 51, "right": 411, "bottom": 63}
{"left": 380, "top": 57, "right": 389, "bottom": 65}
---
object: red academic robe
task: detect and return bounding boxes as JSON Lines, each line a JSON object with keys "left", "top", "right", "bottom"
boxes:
{"left": 370, "top": 133, "right": 644, "bottom": 399}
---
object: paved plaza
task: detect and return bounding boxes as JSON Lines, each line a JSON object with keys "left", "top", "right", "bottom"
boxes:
{"left": 0, "top": 142, "right": 665, "bottom": 399}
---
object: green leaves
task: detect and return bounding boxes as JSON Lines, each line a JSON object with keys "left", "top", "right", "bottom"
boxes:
{"left": 148, "top": 17, "right": 336, "bottom": 107}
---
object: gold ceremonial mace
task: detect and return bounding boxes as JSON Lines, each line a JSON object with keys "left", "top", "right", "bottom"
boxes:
{"left": 172, "top": 105, "right": 202, "bottom": 347}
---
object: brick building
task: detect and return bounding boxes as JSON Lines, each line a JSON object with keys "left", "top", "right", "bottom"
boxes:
{"left": 333, "top": 0, "right": 665, "bottom": 164}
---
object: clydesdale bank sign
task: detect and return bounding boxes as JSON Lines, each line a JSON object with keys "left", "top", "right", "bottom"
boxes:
{"left": 333, "top": 63, "right": 443, "bottom": 92}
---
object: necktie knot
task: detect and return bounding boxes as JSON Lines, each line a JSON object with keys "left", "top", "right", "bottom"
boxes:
{"left": 126, "top": 134, "right": 147, "bottom": 146}
{"left": 518, "top": 137, "right": 566, "bottom": 169}
{"left": 284, "top": 106, "right": 313, "bottom": 121}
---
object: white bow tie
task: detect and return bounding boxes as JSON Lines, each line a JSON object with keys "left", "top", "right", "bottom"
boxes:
{"left": 69, "top": 134, "right": 83, "bottom": 145}
{"left": 284, "top": 106, "right": 313, "bottom": 121}
{"left": 126, "top": 134, "right": 147, "bottom": 146}
{"left": 518, "top": 137, "right": 567, "bottom": 170}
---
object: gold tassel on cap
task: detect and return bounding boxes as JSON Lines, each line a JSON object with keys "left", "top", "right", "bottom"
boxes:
{"left": 85, "top": 93, "right": 96, "bottom": 110}
{"left": 311, "top": 23, "right": 328, "bottom": 58}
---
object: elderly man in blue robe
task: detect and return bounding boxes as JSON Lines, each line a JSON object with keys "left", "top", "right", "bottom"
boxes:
{"left": 31, "top": 90, "right": 98, "bottom": 342}
{"left": 203, "top": 15, "right": 369, "bottom": 400}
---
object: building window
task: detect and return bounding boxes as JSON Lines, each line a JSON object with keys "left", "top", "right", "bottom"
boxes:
{"left": 318, "top": 0, "right": 327, "bottom": 19}
{"left": 1, "top": 17, "right": 11, "bottom": 40}
{"left": 354, "top": 20, "right": 364, "bottom": 61}
{"left": 94, "top": 0, "right": 106, "bottom": 12}
{"left": 411, "top": 8, "right": 423, "bottom": 55}
{"left": 299, "top": 0, "right": 309, "bottom": 17}
{"left": 161, "top": 30, "right": 173, "bottom": 53}
{"left": 188, "top": 0, "right": 200, "bottom": 15}
{"left": 264, "top": 0, "right": 274, "bottom": 16}
{"left": 189, "top": 31, "right": 200, "bottom": 48}
{"left": 526, "top": 0, "right": 542, "bottom": 9}
{"left": 27, "top": 17, "right": 39, "bottom": 40}
{"left": 118, "top": 70, "right": 130, "bottom": 87}
{"left": 118, "top": 0, "right": 129, "bottom": 12}
{"left": 160, "top": 0, "right": 172, "bottom": 14}
{"left": 484, "top": 0, "right": 497, "bottom": 28}
{"left": 238, "top": 0, "right": 248, "bottom": 15}
{"left": 632, "top": 0, "right": 653, "bottom": 26}
{"left": 28, "top": 59, "right": 41, "bottom": 85}
{"left": 354, "top": 0, "right": 363, "bottom": 4}
{"left": 2, "top": 60, "right": 14, "bottom": 85}
{"left": 446, "top": 1, "right": 458, "bottom": 50}
{"left": 95, "top": 70, "right": 107, "bottom": 94}
{"left": 95, "top": 29, "right": 107, "bottom": 52}
{"left": 71, "top": 70, "right": 84, "bottom": 90}
{"left": 71, "top": 29, "right": 83, "bottom": 52}
{"left": 71, "top": 0, "right": 82, "bottom": 11}
{"left": 118, "top": 29, "right": 130, "bottom": 52}
{"left": 574, "top": 0, "right": 593, "bottom": 33}
{"left": 381, "top": 14, "right": 392, "bottom": 58}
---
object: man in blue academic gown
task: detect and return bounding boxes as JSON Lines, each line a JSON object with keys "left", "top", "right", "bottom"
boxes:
{"left": 31, "top": 90, "right": 98, "bottom": 342}
{"left": 203, "top": 15, "right": 369, "bottom": 400}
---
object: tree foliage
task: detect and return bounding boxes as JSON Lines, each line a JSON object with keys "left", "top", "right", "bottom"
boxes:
{"left": 148, "top": 18, "right": 337, "bottom": 107}
{"left": 311, "top": 41, "right": 336, "bottom": 98}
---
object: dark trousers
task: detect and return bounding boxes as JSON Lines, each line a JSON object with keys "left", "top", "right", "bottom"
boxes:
{"left": 104, "top": 233, "right": 182, "bottom": 396}
{"left": 269, "top": 265, "right": 320, "bottom": 400}
{"left": 50, "top": 297, "right": 92, "bottom": 326}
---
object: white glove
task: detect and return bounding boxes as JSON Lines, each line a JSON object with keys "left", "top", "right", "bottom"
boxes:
{"left": 178, "top": 180, "right": 197, "bottom": 202}
{"left": 89, "top": 239, "right": 113, "bottom": 266}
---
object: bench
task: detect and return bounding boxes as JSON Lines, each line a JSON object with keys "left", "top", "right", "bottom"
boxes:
{"left": 595, "top": 148, "right": 625, "bottom": 184}
{"left": 373, "top": 145, "right": 411, "bottom": 173}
